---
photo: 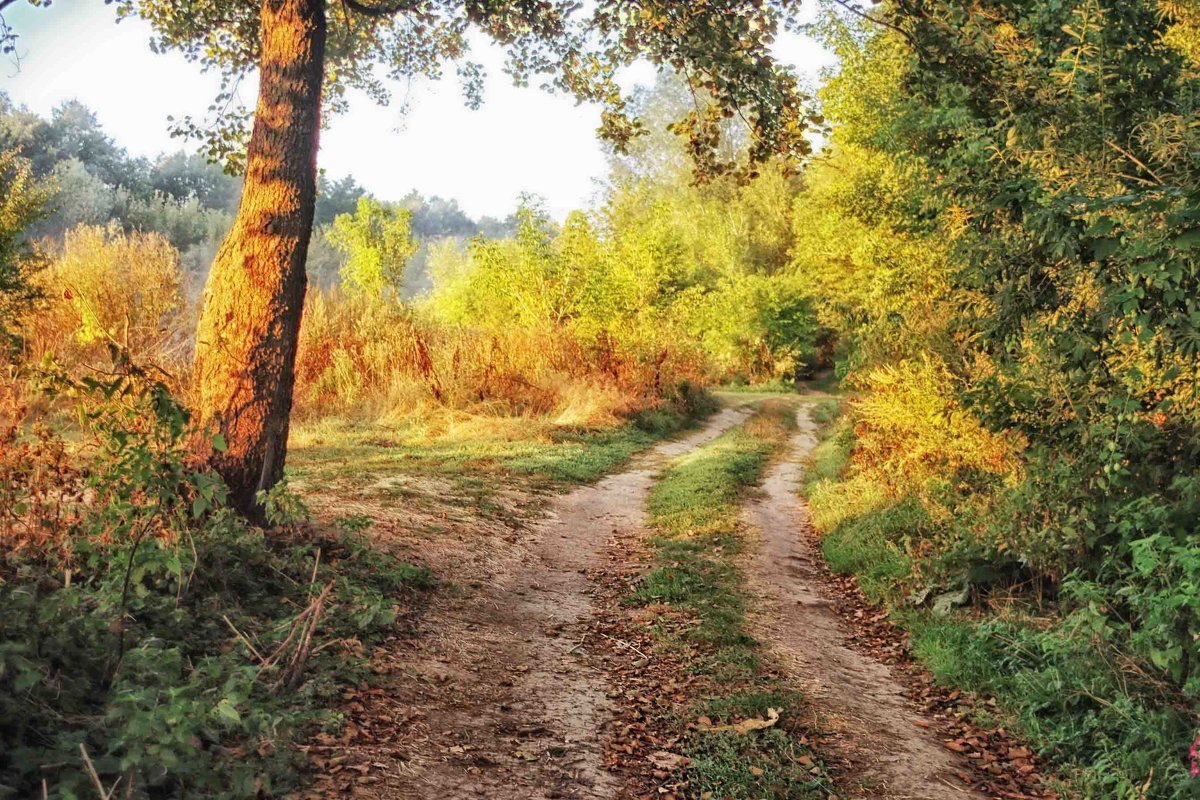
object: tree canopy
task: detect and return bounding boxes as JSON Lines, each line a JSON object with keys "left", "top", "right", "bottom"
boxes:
{"left": 101, "top": 0, "right": 818, "bottom": 180}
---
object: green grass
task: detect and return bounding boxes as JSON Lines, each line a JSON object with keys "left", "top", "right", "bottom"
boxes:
{"left": 808, "top": 395, "right": 842, "bottom": 426}
{"left": 803, "top": 370, "right": 841, "bottom": 395}
{"left": 820, "top": 501, "right": 920, "bottom": 603}
{"left": 628, "top": 401, "right": 832, "bottom": 798}
{"left": 505, "top": 423, "right": 685, "bottom": 483}
{"left": 287, "top": 404, "right": 710, "bottom": 524}
{"left": 801, "top": 413, "right": 912, "bottom": 603}
{"left": 716, "top": 379, "right": 800, "bottom": 395}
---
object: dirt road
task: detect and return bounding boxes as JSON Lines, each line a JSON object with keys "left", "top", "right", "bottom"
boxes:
{"left": 372, "top": 406, "right": 753, "bottom": 799}
{"left": 743, "top": 405, "right": 985, "bottom": 799}
{"left": 330, "top": 401, "right": 992, "bottom": 799}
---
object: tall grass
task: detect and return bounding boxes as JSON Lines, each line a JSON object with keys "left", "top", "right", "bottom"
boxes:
{"left": 295, "top": 287, "right": 710, "bottom": 425}
{"left": 14, "top": 227, "right": 713, "bottom": 434}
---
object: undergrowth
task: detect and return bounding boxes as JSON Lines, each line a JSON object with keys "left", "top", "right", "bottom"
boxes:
{"left": 629, "top": 400, "right": 831, "bottom": 799}
{"left": 0, "top": 363, "right": 431, "bottom": 799}
{"left": 803, "top": 402, "right": 1200, "bottom": 798}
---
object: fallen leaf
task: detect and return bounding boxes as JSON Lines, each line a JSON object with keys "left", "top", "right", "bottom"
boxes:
{"left": 647, "top": 750, "right": 689, "bottom": 771}
{"left": 707, "top": 707, "right": 780, "bottom": 734}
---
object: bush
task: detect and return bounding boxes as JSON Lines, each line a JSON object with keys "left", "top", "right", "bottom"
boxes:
{"left": 804, "top": 396, "right": 1200, "bottom": 797}
{"left": 25, "top": 224, "right": 193, "bottom": 375}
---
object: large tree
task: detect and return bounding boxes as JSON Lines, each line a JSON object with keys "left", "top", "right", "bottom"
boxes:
{"left": 1, "top": 0, "right": 815, "bottom": 520}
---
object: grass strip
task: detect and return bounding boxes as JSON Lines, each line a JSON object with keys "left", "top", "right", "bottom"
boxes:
{"left": 628, "top": 399, "right": 833, "bottom": 799}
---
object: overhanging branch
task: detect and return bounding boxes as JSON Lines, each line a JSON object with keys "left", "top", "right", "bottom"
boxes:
{"left": 342, "top": 0, "right": 412, "bottom": 18}
{"left": 829, "top": 0, "right": 925, "bottom": 54}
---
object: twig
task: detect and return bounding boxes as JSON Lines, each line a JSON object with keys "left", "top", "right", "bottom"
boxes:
{"left": 281, "top": 582, "right": 334, "bottom": 690}
{"left": 599, "top": 632, "right": 650, "bottom": 662}
{"left": 1105, "top": 138, "right": 1165, "bottom": 185}
{"left": 114, "top": 520, "right": 153, "bottom": 670}
{"left": 79, "top": 744, "right": 119, "bottom": 800}
{"left": 830, "top": 0, "right": 917, "bottom": 44}
{"left": 222, "top": 614, "right": 264, "bottom": 662}
{"left": 308, "top": 547, "right": 321, "bottom": 593}
{"left": 310, "top": 636, "right": 353, "bottom": 656}
{"left": 262, "top": 600, "right": 323, "bottom": 665}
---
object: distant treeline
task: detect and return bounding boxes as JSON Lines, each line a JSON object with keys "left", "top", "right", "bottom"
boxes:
{"left": 0, "top": 94, "right": 517, "bottom": 295}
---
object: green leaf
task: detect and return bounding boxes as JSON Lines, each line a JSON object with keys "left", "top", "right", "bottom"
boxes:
{"left": 211, "top": 432, "right": 228, "bottom": 453}
{"left": 215, "top": 698, "right": 241, "bottom": 726}
{"left": 1171, "top": 229, "right": 1200, "bottom": 250}
{"left": 1086, "top": 217, "right": 1116, "bottom": 237}
{"left": 13, "top": 667, "right": 41, "bottom": 692}
{"left": 1091, "top": 237, "right": 1120, "bottom": 261}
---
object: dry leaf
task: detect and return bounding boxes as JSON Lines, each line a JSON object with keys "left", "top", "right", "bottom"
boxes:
{"left": 707, "top": 707, "right": 780, "bottom": 734}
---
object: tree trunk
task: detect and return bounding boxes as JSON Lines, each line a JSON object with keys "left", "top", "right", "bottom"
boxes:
{"left": 191, "top": 0, "right": 326, "bottom": 522}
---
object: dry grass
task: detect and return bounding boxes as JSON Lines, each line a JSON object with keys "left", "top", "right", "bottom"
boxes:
{"left": 14, "top": 232, "right": 710, "bottom": 441}
{"left": 294, "top": 288, "right": 706, "bottom": 426}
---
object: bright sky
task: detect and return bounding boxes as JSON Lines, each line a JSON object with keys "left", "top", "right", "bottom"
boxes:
{"left": 3, "top": 2, "right": 834, "bottom": 220}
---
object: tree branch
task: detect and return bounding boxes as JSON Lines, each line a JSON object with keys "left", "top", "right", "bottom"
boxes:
{"left": 0, "top": 0, "right": 19, "bottom": 64}
{"left": 342, "top": 0, "right": 412, "bottom": 18}
{"left": 829, "top": 0, "right": 911, "bottom": 40}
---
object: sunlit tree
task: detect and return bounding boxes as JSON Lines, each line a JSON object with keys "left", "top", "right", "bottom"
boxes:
{"left": 327, "top": 197, "right": 417, "bottom": 299}
{"left": 0, "top": 149, "right": 49, "bottom": 351}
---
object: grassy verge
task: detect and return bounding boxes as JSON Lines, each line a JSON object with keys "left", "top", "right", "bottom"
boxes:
{"left": 289, "top": 401, "right": 713, "bottom": 496}
{"left": 628, "top": 400, "right": 831, "bottom": 799}
{"left": 802, "top": 404, "right": 1198, "bottom": 797}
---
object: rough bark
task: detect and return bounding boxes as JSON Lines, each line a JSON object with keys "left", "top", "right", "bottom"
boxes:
{"left": 191, "top": 0, "right": 326, "bottom": 522}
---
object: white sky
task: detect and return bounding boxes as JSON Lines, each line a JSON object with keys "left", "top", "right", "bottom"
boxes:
{"left": 2, "top": 1, "right": 834, "bottom": 220}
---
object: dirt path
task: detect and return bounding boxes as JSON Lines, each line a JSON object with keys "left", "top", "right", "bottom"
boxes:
{"left": 368, "top": 406, "right": 754, "bottom": 799}
{"left": 744, "top": 405, "right": 987, "bottom": 800}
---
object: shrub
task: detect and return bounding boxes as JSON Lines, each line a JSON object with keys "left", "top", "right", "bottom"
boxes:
{"left": 0, "top": 149, "right": 51, "bottom": 352}
{"left": 25, "top": 225, "right": 193, "bottom": 375}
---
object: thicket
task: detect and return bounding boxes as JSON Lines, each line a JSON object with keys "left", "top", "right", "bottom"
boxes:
{"left": 799, "top": 2, "right": 1200, "bottom": 796}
